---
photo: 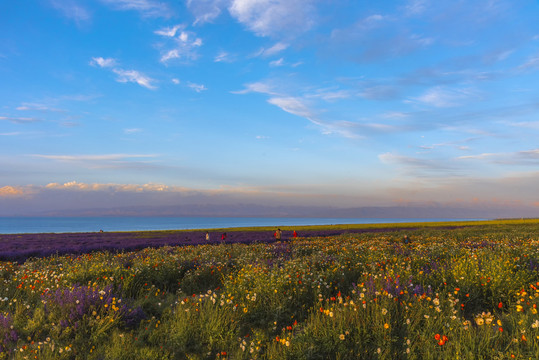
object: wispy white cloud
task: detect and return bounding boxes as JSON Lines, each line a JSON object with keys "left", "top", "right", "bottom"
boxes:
{"left": 307, "top": 88, "right": 353, "bottom": 101}
{"left": 483, "top": 48, "right": 514, "bottom": 64}
{"left": 359, "top": 85, "right": 400, "bottom": 100}
{"left": 16, "top": 103, "right": 65, "bottom": 112}
{"left": 228, "top": 0, "right": 317, "bottom": 37}
{"left": 33, "top": 154, "right": 156, "bottom": 161}
{"left": 331, "top": 25, "right": 434, "bottom": 63}
{"left": 379, "top": 152, "right": 461, "bottom": 177}
{"left": 112, "top": 68, "right": 157, "bottom": 89}
{"left": 171, "top": 78, "right": 180, "bottom": 84}
{"left": 0, "top": 116, "right": 39, "bottom": 124}
{"left": 154, "top": 24, "right": 184, "bottom": 37}
{"left": 100, "top": 0, "right": 171, "bottom": 17}
{"left": 234, "top": 80, "right": 364, "bottom": 138}
{"left": 90, "top": 57, "right": 117, "bottom": 68}
{"left": 187, "top": 82, "right": 207, "bottom": 92}
{"left": 160, "top": 50, "right": 180, "bottom": 63}
{"left": 507, "top": 121, "right": 539, "bottom": 130}
{"left": 90, "top": 57, "right": 157, "bottom": 89}
{"left": 518, "top": 55, "right": 539, "bottom": 71}
{"left": 32, "top": 153, "right": 159, "bottom": 169}
{"left": 124, "top": 128, "right": 142, "bottom": 134}
{"left": 186, "top": 0, "right": 226, "bottom": 25}
{"left": 155, "top": 25, "right": 203, "bottom": 63}
{"left": 403, "top": 0, "right": 428, "bottom": 16}
{"left": 231, "top": 81, "right": 280, "bottom": 95}
{"left": 269, "top": 58, "right": 285, "bottom": 67}
{"left": 0, "top": 132, "right": 21, "bottom": 136}
{"left": 381, "top": 111, "right": 409, "bottom": 119}
{"left": 253, "top": 42, "right": 289, "bottom": 57}
{"left": 267, "top": 97, "right": 314, "bottom": 119}
{"left": 458, "top": 149, "right": 539, "bottom": 165}
{"left": 412, "top": 86, "right": 478, "bottom": 108}
{"left": 49, "top": 0, "right": 91, "bottom": 26}
{"left": 266, "top": 97, "right": 362, "bottom": 139}
{"left": 214, "top": 50, "right": 235, "bottom": 63}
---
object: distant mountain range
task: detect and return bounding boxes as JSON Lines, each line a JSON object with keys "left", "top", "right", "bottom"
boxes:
{"left": 23, "top": 203, "right": 539, "bottom": 219}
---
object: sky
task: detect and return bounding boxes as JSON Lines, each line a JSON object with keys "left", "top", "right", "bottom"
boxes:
{"left": 1, "top": 0, "right": 539, "bottom": 217}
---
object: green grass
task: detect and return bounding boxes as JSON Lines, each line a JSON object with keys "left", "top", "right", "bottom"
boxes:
{"left": 2, "top": 220, "right": 539, "bottom": 359}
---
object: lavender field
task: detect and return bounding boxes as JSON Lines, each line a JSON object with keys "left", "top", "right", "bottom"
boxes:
{"left": 0, "top": 226, "right": 434, "bottom": 262}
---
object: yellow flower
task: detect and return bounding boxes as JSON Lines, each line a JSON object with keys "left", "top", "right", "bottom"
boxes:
{"left": 384, "top": 323, "right": 390, "bottom": 329}
{"left": 339, "top": 334, "right": 345, "bottom": 340}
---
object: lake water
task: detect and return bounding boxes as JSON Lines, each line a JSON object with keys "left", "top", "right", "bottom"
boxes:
{"left": 0, "top": 217, "right": 486, "bottom": 234}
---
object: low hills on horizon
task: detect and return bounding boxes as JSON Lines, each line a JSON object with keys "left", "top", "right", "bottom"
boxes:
{"left": 10, "top": 203, "right": 539, "bottom": 219}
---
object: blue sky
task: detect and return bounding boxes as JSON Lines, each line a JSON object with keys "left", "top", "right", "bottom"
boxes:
{"left": 1, "top": 0, "right": 539, "bottom": 216}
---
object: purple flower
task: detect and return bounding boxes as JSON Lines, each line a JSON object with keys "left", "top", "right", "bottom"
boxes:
{"left": 0, "top": 313, "right": 18, "bottom": 353}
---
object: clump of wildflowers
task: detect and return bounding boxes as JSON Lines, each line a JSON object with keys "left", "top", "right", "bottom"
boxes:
{"left": 0, "top": 313, "right": 18, "bottom": 354}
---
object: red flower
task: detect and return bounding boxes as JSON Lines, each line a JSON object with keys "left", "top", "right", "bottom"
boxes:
{"left": 434, "top": 334, "right": 441, "bottom": 341}
{"left": 498, "top": 302, "right": 503, "bottom": 309}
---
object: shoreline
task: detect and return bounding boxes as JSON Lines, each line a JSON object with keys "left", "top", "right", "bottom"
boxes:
{"left": 1, "top": 219, "right": 538, "bottom": 262}
{"left": 0, "top": 217, "right": 501, "bottom": 235}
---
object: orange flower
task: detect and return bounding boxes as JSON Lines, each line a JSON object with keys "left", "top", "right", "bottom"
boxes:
{"left": 442, "top": 335, "right": 448, "bottom": 342}
{"left": 434, "top": 334, "right": 441, "bottom": 341}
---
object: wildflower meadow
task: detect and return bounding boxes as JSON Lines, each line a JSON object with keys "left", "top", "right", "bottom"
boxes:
{"left": 1, "top": 219, "right": 539, "bottom": 359}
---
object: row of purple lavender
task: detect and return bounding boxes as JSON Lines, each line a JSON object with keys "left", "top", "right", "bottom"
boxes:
{"left": 0, "top": 226, "right": 448, "bottom": 262}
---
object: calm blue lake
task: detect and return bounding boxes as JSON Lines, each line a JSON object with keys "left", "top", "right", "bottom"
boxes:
{"left": 0, "top": 217, "right": 486, "bottom": 234}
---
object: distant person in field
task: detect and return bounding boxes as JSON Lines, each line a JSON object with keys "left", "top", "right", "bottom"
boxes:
{"left": 403, "top": 234, "right": 411, "bottom": 244}
{"left": 274, "top": 228, "right": 282, "bottom": 240}
{"left": 292, "top": 230, "right": 297, "bottom": 238}
{"left": 221, "top": 232, "right": 227, "bottom": 241}
{"left": 205, "top": 232, "right": 210, "bottom": 241}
